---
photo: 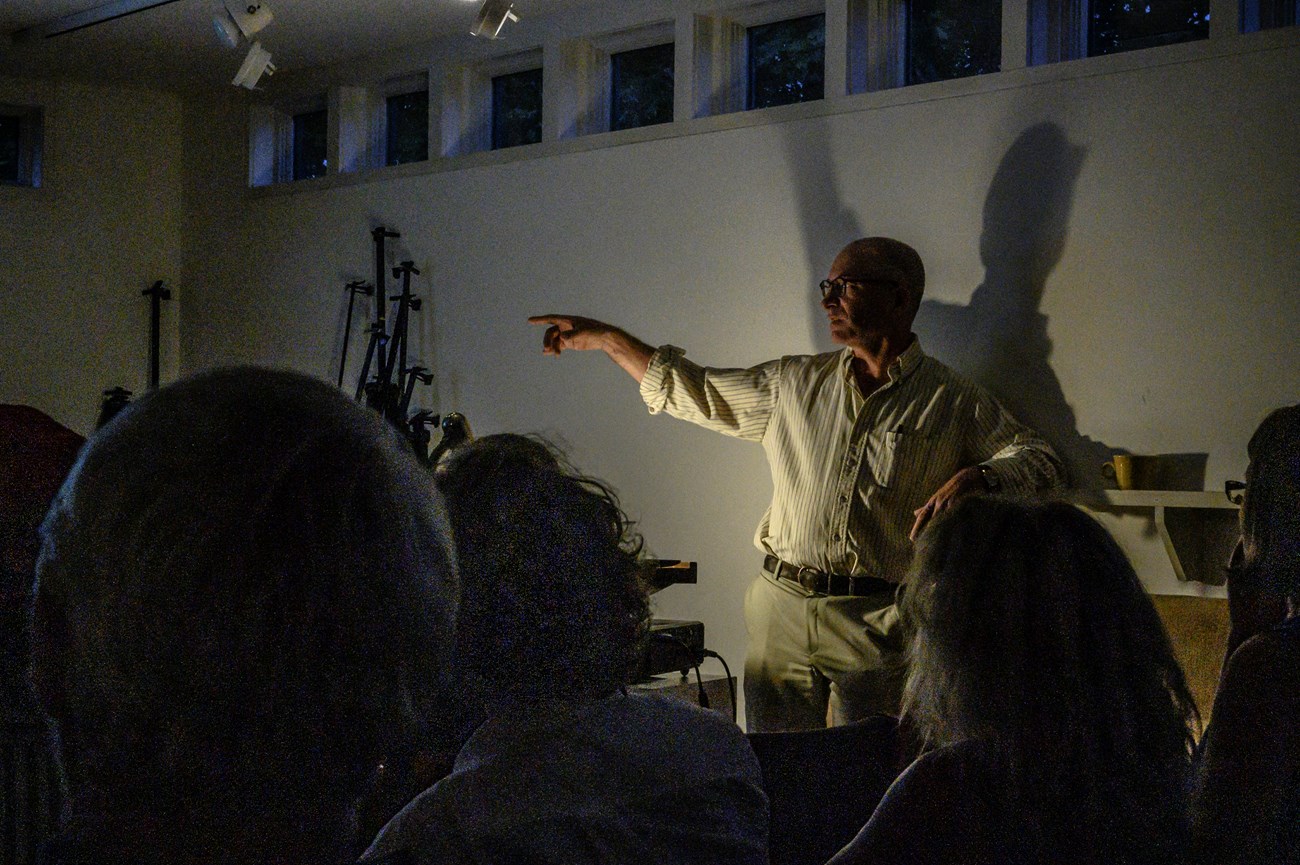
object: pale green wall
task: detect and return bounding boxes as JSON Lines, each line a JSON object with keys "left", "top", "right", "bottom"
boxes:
{"left": 1, "top": 78, "right": 185, "bottom": 433}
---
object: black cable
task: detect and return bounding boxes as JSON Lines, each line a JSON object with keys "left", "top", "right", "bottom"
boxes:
{"left": 692, "top": 664, "right": 710, "bottom": 710}
{"left": 644, "top": 633, "right": 738, "bottom": 723}
{"left": 702, "top": 649, "right": 738, "bottom": 723}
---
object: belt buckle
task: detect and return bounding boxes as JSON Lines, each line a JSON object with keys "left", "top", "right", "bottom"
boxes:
{"left": 795, "top": 565, "right": 824, "bottom": 594}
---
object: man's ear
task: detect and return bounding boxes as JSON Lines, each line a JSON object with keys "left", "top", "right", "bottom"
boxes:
{"left": 891, "top": 282, "right": 919, "bottom": 327}
{"left": 892, "top": 281, "right": 913, "bottom": 312}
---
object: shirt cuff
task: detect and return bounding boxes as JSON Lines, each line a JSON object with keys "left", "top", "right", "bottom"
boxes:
{"left": 639, "top": 345, "right": 683, "bottom": 414}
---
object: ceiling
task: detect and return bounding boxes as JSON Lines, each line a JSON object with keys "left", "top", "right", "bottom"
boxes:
{"left": 0, "top": 0, "right": 595, "bottom": 93}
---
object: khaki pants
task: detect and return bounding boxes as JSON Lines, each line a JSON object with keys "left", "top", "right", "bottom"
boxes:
{"left": 743, "top": 568, "right": 907, "bottom": 732}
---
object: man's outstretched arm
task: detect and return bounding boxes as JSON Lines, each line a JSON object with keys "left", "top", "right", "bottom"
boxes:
{"left": 529, "top": 314, "right": 656, "bottom": 383}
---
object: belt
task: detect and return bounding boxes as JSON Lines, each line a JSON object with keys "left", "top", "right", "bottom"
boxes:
{"left": 762, "top": 554, "right": 895, "bottom": 597}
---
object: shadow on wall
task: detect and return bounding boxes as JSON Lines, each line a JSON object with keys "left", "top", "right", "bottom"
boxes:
{"left": 915, "top": 122, "right": 1125, "bottom": 490}
{"left": 781, "top": 120, "right": 1206, "bottom": 491}
{"left": 781, "top": 120, "right": 863, "bottom": 352}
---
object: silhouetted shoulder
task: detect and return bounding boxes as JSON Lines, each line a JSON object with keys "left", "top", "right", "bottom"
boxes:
{"left": 829, "top": 743, "right": 995, "bottom": 865}
{"left": 1219, "top": 622, "right": 1300, "bottom": 708}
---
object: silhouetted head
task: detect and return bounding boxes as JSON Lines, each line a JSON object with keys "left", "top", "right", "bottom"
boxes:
{"left": 436, "top": 433, "right": 651, "bottom": 707}
{"left": 33, "top": 366, "right": 457, "bottom": 864}
{"left": 901, "top": 496, "right": 1197, "bottom": 848}
{"left": 1241, "top": 404, "right": 1300, "bottom": 605}
{"left": 822, "top": 237, "right": 925, "bottom": 348}
{"left": 979, "top": 122, "right": 1087, "bottom": 295}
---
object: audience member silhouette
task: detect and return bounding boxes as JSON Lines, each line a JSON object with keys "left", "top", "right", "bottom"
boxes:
{"left": 30, "top": 367, "right": 458, "bottom": 865}
{"left": 365, "top": 433, "right": 769, "bottom": 865}
{"left": 1, "top": 406, "right": 85, "bottom": 860}
{"left": 1190, "top": 404, "right": 1300, "bottom": 865}
{"left": 829, "top": 496, "right": 1199, "bottom": 865}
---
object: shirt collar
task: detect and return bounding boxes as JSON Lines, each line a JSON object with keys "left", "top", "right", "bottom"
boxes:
{"left": 839, "top": 335, "right": 926, "bottom": 385}
{"left": 892, "top": 336, "right": 925, "bottom": 381}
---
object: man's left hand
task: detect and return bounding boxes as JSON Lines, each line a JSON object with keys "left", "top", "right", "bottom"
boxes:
{"left": 909, "top": 466, "right": 988, "bottom": 541}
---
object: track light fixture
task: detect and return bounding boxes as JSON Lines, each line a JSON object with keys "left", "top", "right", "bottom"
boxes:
{"left": 213, "top": 1, "right": 273, "bottom": 49}
{"left": 470, "top": 0, "right": 519, "bottom": 39}
{"left": 232, "top": 41, "right": 275, "bottom": 89}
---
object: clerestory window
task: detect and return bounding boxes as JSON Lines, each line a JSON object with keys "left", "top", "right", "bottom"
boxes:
{"left": 292, "top": 108, "right": 328, "bottom": 180}
{"left": 492, "top": 67, "right": 544, "bottom": 149}
{"left": 611, "top": 42, "right": 675, "bottom": 131}
{"left": 747, "top": 14, "right": 826, "bottom": 109}
{"left": 906, "top": 0, "right": 1002, "bottom": 84}
{"left": 0, "top": 105, "right": 42, "bottom": 187}
{"left": 386, "top": 89, "right": 429, "bottom": 166}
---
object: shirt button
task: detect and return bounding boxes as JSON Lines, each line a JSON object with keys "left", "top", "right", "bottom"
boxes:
{"left": 839, "top": 495, "right": 849, "bottom": 504}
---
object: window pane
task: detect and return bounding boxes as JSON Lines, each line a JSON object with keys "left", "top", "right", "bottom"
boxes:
{"left": 1088, "top": 1, "right": 1209, "bottom": 56}
{"left": 386, "top": 90, "right": 429, "bottom": 166}
{"left": 292, "top": 109, "right": 328, "bottom": 181}
{"left": 747, "top": 15, "right": 825, "bottom": 110}
{"left": 492, "top": 68, "right": 543, "bottom": 150}
{"left": 0, "top": 115, "right": 19, "bottom": 185}
{"left": 908, "top": 0, "right": 1001, "bottom": 85}
{"left": 611, "top": 42, "right": 675, "bottom": 132}
{"left": 1242, "top": 0, "right": 1299, "bottom": 31}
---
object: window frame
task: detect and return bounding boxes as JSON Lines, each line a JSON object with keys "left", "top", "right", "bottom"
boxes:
{"left": 0, "top": 104, "right": 43, "bottom": 188}
{"left": 609, "top": 40, "right": 677, "bottom": 132}
{"left": 1241, "top": 0, "right": 1300, "bottom": 31}
{"left": 290, "top": 105, "right": 329, "bottom": 182}
{"left": 379, "top": 73, "right": 431, "bottom": 167}
{"left": 1086, "top": 0, "right": 1210, "bottom": 57}
{"left": 1028, "top": 0, "right": 1221, "bottom": 65}
{"left": 552, "top": 21, "right": 677, "bottom": 139}
{"left": 490, "top": 66, "right": 545, "bottom": 150}
{"left": 744, "top": 11, "right": 828, "bottom": 110}
{"left": 904, "top": 0, "right": 1003, "bottom": 86}
{"left": 437, "top": 48, "right": 544, "bottom": 157}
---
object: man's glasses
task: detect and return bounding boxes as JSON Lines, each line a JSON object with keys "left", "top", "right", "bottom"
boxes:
{"left": 818, "top": 277, "right": 896, "bottom": 300}
{"left": 1224, "top": 480, "right": 1246, "bottom": 505}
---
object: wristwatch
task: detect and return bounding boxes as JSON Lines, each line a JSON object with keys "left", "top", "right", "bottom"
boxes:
{"left": 977, "top": 464, "right": 1001, "bottom": 492}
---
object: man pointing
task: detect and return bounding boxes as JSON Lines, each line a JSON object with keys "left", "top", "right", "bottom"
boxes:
{"left": 531, "top": 237, "right": 1064, "bottom": 731}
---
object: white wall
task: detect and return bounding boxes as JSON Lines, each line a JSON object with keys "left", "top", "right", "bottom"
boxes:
{"left": 176, "top": 27, "right": 1299, "bottom": 714}
{"left": 0, "top": 78, "right": 184, "bottom": 434}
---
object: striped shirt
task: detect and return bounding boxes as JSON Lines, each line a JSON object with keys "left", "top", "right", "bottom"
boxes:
{"left": 639, "top": 339, "right": 1064, "bottom": 582}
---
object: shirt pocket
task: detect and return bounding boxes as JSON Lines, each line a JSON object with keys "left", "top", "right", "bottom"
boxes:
{"left": 872, "top": 429, "right": 937, "bottom": 490}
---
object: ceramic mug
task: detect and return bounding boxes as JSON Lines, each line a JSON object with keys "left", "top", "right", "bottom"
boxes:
{"left": 1102, "top": 454, "right": 1159, "bottom": 490}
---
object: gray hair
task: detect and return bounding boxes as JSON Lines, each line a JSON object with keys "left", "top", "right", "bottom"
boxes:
{"left": 33, "top": 367, "right": 457, "bottom": 819}
{"left": 435, "top": 433, "right": 651, "bottom": 706}
{"left": 900, "top": 496, "right": 1198, "bottom": 855}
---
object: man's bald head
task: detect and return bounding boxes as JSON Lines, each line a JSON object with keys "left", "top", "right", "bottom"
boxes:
{"left": 831, "top": 237, "right": 926, "bottom": 320}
